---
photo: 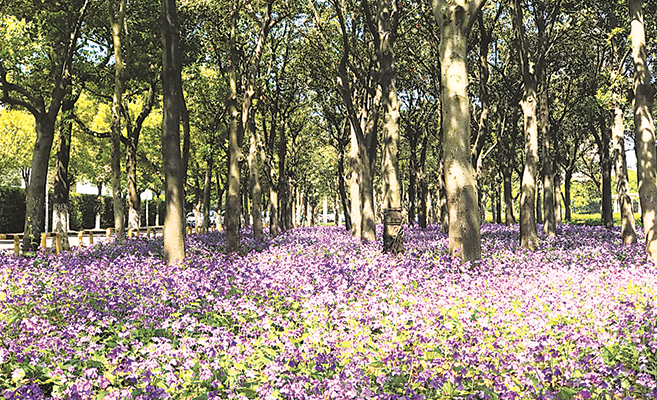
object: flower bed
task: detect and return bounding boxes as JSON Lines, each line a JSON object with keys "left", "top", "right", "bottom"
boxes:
{"left": 1, "top": 224, "right": 656, "bottom": 399}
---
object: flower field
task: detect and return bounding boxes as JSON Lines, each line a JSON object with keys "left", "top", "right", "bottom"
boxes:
{"left": 1, "top": 224, "right": 656, "bottom": 399}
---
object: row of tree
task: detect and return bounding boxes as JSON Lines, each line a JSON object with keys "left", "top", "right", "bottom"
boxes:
{"left": 1, "top": 0, "right": 656, "bottom": 263}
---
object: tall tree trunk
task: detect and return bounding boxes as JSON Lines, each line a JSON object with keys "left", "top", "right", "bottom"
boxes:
{"left": 434, "top": 0, "right": 484, "bottom": 262}
{"left": 378, "top": 0, "right": 403, "bottom": 253}
{"left": 613, "top": 98, "right": 637, "bottom": 244}
{"left": 248, "top": 117, "right": 263, "bottom": 239}
{"left": 278, "top": 124, "right": 287, "bottom": 232}
{"left": 417, "top": 127, "right": 430, "bottom": 229}
{"left": 555, "top": 173, "right": 562, "bottom": 226}
{"left": 17, "top": 0, "right": 87, "bottom": 251}
{"left": 126, "top": 83, "right": 156, "bottom": 231}
{"left": 472, "top": 12, "right": 491, "bottom": 211}
{"left": 540, "top": 82, "right": 556, "bottom": 237}
{"left": 502, "top": 167, "right": 515, "bottom": 225}
{"left": 518, "top": 78, "right": 540, "bottom": 248}
{"left": 52, "top": 93, "right": 76, "bottom": 250}
{"left": 161, "top": 0, "right": 185, "bottom": 263}
{"left": 337, "top": 143, "right": 352, "bottom": 231}
{"left": 438, "top": 151, "right": 449, "bottom": 233}
{"left": 513, "top": 0, "right": 539, "bottom": 249}
{"left": 564, "top": 170, "right": 572, "bottom": 221}
{"left": 95, "top": 182, "right": 103, "bottom": 230}
{"left": 202, "top": 158, "right": 212, "bottom": 232}
{"left": 110, "top": 0, "right": 127, "bottom": 243}
{"left": 225, "top": 8, "right": 242, "bottom": 252}
{"left": 349, "top": 123, "right": 361, "bottom": 237}
{"left": 629, "top": 0, "right": 657, "bottom": 262}
{"left": 359, "top": 91, "right": 380, "bottom": 242}
{"left": 598, "top": 113, "right": 613, "bottom": 229}
{"left": 408, "top": 128, "right": 418, "bottom": 227}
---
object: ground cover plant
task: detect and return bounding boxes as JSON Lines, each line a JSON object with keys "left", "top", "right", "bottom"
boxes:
{"left": 1, "top": 224, "right": 656, "bottom": 399}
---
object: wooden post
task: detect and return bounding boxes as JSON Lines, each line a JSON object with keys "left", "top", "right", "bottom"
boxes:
{"left": 78, "top": 231, "right": 84, "bottom": 246}
{"left": 41, "top": 233, "right": 48, "bottom": 248}
{"left": 146, "top": 228, "right": 152, "bottom": 238}
{"left": 106, "top": 228, "right": 112, "bottom": 239}
{"left": 89, "top": 231, "right": 94, "bottom": 245}
{"left": 55, "top": 233, "right": 62, "bottom": 254}
{"left": 127, "top": 228, "right": 133, "bottom": 239}
{"left": 13, "top": 235, "right": 20, "bottom": 256}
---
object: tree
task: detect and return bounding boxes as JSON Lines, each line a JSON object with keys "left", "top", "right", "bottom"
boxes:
{"left": 0, "top": 0, "right": 90, "bottom": 251}
{"left": 628, "top": 0, "right": 657, "bottom": 263}
{"left": 161, "top": 0, "right": 186, "bottom": 263}
{"left": 374, "top": 0, "right": 403, "bottom": 253}
{"left": 433, "top": 0, "right": 486, "bottom": 262}
{"left": 511, "top": 0, "right": 562, "bottom": 249}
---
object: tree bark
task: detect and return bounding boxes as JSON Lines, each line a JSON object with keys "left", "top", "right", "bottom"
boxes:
{"left": 110, "top": 0, "right": 127, "bottom": 243}
{"left": 513, "top": 0, "right": 540, "bottom": 249}
{"left": 502, "top": 167, "right": 515, "bottom": 225}
{"left": 337, "top": 142, "right": 352, "bottom": 231}
{"left": 247, "top": 114, "right": 263, "bottom": 239}
{"left": 225, "top": 8, "right": 242, "bottom": 252}
{"left": 16, "top": 0, "right": 88, "bottom": 251}
{"left": 349, "top": 123, "right": 362, "bottom": 237}
{"left": 202, "top": 158, "right": 213, "bottom": 232}
{"left": 418, "top": 126, "right": 430, "bottom": 229}
{"left": 378, "top": 0, "right": 403, "bottom": 253}
{"left": 540, "top": 81, "right": 556, "bottom": 236}
{"left": 613, "top": 99, "right": 637, "bottom": 244}
{"left": 125, "top": 83, "right": 156, "bottom": 231}
{"left": 161, "top": 0, "right": 186, "bottom": 263}
{"left": 434, "top": 0, "right": 484, "bottom": 262}
{"left": 408, "top": 126, "right": 418, "bottom": 226}
{"left": 629, "top": 0, "right": 657, "bottom": 262}
{"left": 52, "top": 93, "right": 76, "bottom": 250}
{"left": 564, "top": 170, "right": 572, "bottom": 221}
{"left": 597, "top": 113, "right": 613, "bottom": 229}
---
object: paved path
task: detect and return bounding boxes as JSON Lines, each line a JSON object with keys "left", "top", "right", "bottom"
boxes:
{"left": 0, "top": 227, "right": 163, "bottom": 254}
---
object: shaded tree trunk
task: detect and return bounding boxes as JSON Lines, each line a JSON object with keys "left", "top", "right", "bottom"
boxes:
{"left": 629, "top": 0, "right": 657, "bottom": 262}
{"left": 225, "top": 8, "right": 242, "bottom": 252}
{"left": 540, "top": 82, "right": 556, "bottom": 236}
{"left": 564, "top": 169, "right": 573, "bottom": 221}
{"left": 52, "top": 93, "right": 76, "bottom": 250}
{"left": 201, "top": 158, "right": 212, "bottom": 232}
{"left": 110, "top": 0, "right": 127, "bottom": 243}
{"left": 337, "top": 142, "right": 352, "bottom": 231}
{"left": 161, "top": 0, "right": 186, "bottom": 263}
{"left": 126, "top": 83, "right": 156, "bottom": 231}
{"left": 349, "top": 124, "right": 361, "bottom": 237}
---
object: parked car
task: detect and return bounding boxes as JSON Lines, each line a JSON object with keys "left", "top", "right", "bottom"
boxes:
{"left": 186, "top": 212, "right": 196, "bottom": 227}
{"left": 187, "top": 210, "right": 219, "bottom": 228}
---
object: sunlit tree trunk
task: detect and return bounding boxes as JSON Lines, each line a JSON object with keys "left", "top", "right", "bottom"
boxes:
{"left": 161, "top": 0, "right": 185, "bottom": 263}
{"left": 629, "top": 0, "right": 657, "bottom": 262}
{"left": 513, "top": 0, "right": 539, "bottom": 249}
{"left": 612, "top": 98, "right": 637, "bottom": 244}
{"left": 378, "top": 0, "right": 403, "bottom": 253}
{"left": 434, "top": 0, "right": 485, "bottom": 262}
